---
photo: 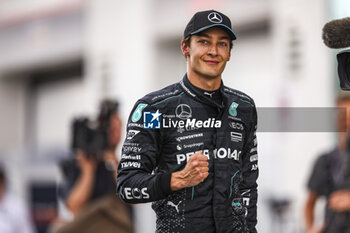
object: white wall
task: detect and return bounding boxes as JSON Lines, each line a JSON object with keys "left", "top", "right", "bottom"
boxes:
{"left": 0, "top": 78, "right": 27, "bottom": 151}
{"left": 34, "top": 78, "right": 86, "bottom": 151}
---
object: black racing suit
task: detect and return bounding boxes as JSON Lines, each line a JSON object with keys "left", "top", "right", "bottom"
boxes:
{"left": 117, "top": 74, "right": 258, "bottom": 233}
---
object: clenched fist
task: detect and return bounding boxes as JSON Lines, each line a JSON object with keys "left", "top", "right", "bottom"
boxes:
{"left": 170, "top": 151, "right": 209, "bottom": 191}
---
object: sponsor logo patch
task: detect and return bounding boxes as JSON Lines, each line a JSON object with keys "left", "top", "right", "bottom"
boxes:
{"left": 121, "top": 161, "right": 141, "bottom": 168}
{"left": 126, "top": 130, "right": 140, "bottom": 140}
{"left": 127, "top": 123, "right": 143, "bottom": 128}
{"left": 167, "top": 201, "right": 182, "bottom": 213}
{"left": 229, "top": 121, "right": 244, "bottom": 131}
{"left": 176, "top": 133, "right": 204, "bottom": 142}
{"left": 230, "top": 132, "right": 242, "bottom": 142}
{"left": 121, "top": 187, "right": 150, "bottom": 200}
{"left": 121, "top": 154, "right": 141, "bottom": 160}
{"left": 132, "top": 104, "right": 148, "bottom": 122}
{"left": 208, "top": 12, "right": 223, "bottom": 23}
{"left": 229, "top": 102, "right": 239, "bottom": 117}
{"left": 176, "top": 148, "right": 241, "bottom": 164}
{"left": 251, "top": 164, "right": 258, "bottom": 171}
{"left": 175, "top": 104, "right": 192, "bottom": 120}
{"left": 250, "top": 154, "right": 258, "bottom": 162}
{"left": 123, "top": 146, "right": 142, "bottom": 153}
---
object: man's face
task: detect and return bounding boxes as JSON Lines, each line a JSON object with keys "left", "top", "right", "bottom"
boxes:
{"left": 182, "top": 27, "right": 231, "bottom": 80}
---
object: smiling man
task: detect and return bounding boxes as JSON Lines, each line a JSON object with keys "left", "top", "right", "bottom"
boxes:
{"left": 117, "top": 10, "right": 258, "bottom": 233}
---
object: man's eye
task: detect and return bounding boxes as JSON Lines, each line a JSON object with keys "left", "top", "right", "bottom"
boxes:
{"left": 219, "top": 42, "right": 228, "bottom": 47}
{"left": 199, "top": 40, "right": 208, "bottom": 44}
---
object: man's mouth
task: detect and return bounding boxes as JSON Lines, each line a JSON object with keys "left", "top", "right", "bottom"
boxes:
{"left": 204, "top": 60, "right": 219, "bottom": 65}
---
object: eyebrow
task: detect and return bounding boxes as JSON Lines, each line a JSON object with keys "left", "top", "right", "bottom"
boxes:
{"left": 196, "top": 32, "right": 230, "bottom": 41}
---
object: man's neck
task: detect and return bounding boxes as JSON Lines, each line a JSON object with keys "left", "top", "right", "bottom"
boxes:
{"left": 187, "top": 71, "right": 221, "bottom": 91}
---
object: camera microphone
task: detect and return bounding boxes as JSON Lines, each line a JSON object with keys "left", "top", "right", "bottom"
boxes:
{"left": 322, "top": 17, "right": 350, "bottom": 90}
{"left": 322, "top": 17, "right": 350, "bottom": 49}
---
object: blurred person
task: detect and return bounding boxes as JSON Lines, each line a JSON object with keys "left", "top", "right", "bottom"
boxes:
{"left": 51, "top": 99, "right": 133, "bottom": 233}
{"left": 117, "top": 10, "right": 258, "bottom": 233}
{"left": 305, "top": 93, "right": 350, "bottom": 233}
{"left": 0, "top": 164, "right": 35, "bottom": 233}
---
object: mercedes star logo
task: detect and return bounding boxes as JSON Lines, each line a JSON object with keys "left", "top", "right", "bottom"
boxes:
{"left": 208, "top": 12, "right": 223, "bottom": 23}
{"left": 175, "top": 104, "right": 192, "bottom": 120}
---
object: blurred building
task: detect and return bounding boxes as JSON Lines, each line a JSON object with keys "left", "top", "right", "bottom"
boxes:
{"left": 0, "top": 0, "right": 348, "bottom": 232}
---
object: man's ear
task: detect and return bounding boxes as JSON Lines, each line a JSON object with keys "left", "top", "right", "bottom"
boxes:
{"left": 181, "top": 40, "right": 190, "bottom": 57}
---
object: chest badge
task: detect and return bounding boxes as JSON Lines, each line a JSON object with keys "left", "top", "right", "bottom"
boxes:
{"left": 132, "top": 103, "right": 148, "bottom": 122}
{"left": 229, "top": 102, "right": 239, "bottom": 117}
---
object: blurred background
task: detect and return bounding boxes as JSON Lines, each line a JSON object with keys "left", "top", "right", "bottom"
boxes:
{"left": 0, "top": 0, "right": 349, "bottom": 232}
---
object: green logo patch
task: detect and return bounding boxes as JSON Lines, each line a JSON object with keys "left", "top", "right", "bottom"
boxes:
{"left": 229, "top": 102, "right": 238, "bottom": 117}
{"left": 132, "top": 104, "right": 148, "bottom": 122}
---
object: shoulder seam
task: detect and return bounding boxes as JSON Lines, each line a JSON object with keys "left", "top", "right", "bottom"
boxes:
{"left": 239, "top": 98, "right": 254, "bottom": 106}
{"left": 151, "top": 91, "right": 184, "bottom": 106}
{"left": 224, "top": 87, "right": 255, "bottom": 106}
{"left": 138, "top": 82, "right": 182, "bottom": 105}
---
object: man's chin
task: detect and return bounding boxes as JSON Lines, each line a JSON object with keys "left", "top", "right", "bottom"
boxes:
{"left": 202, "top": 67, "right": 224, "bottom": 80}
{"left": 192, "top": 68, "right": 222, "bottom": 80}
{"left": 200, "top": 72, "right": 221, "bottom": 80}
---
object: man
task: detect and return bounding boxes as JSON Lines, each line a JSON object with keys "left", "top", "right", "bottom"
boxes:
{"left": 52, "top": 99, "right": 133, "bottom": 233}
{"left": 117, "top": 10, "right": 258, "bottom": 233}
{"left": 305, "top": 94, "right": 350, "bottom": 233}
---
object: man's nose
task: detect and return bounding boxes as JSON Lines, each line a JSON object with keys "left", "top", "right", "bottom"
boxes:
{"left": 207, "top": 44, "right": 218, "bottom": 56}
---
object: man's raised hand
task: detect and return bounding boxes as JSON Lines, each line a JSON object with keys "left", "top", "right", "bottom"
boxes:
{"left": 170, "top": 151, "right": 209, "bottom": 191}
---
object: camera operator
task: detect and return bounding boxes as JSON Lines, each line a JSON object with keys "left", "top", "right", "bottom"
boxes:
{"left": 304, "top": 93, "right": 350, "bottom": 233}
{"left": 52, "top": 99, "right": 133, "bottom": 233}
